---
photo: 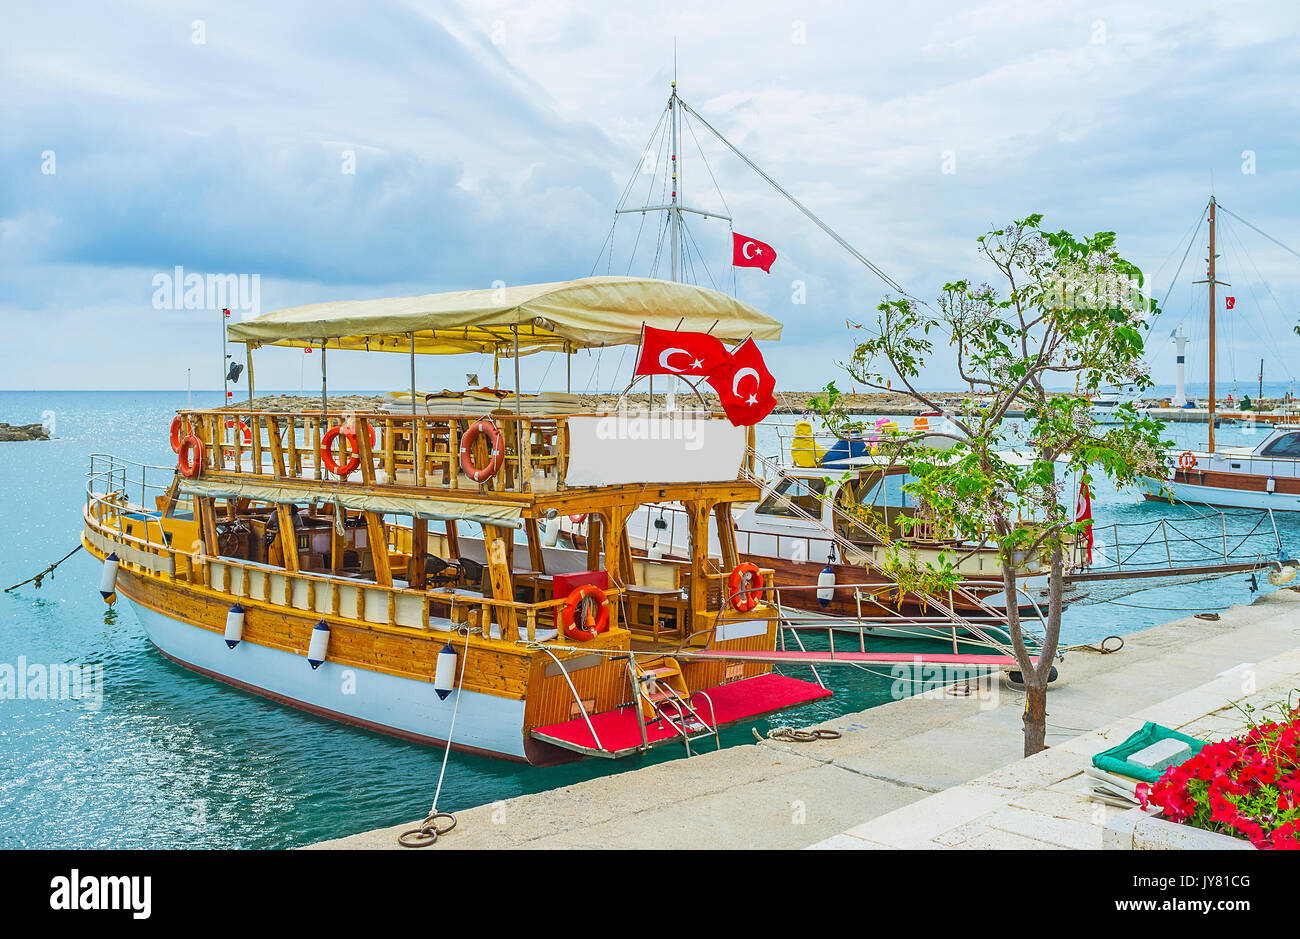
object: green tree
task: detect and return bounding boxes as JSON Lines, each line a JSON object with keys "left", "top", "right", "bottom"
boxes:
{"left": 813, "top": 215, "right": 1170, "bottom": 755}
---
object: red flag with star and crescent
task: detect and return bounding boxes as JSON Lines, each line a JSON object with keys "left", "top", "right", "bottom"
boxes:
{"left": 732, "top": 232, "right": 777, "bottom": 273}
{"left": 1075, "top": 480, "right": 1094, "bottom": 566}
{"left": 706, "top": 337, "right": 777, "bottom": 426}
{"left": 633, "top": 326, "right": 733, "bottom": 378}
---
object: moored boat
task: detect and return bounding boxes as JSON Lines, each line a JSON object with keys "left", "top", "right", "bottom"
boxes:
{"left": 81, "top": 277, "right": 831, "bottom": 764}
{"left": 1140, "top": 195, "right": 1300, "bottom": 512}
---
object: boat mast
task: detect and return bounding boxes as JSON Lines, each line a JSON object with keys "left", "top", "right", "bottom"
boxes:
{"left": 1208, "top": 196, "right": 1217, "bottom": 453}
{"left": 1195, "top": 195, "right": 1227, "bottom": 453}
{"left": 670, "top": 80, "right": 680, "bottom": 282}
{"left": 613, "top": 78, "right": 734, "bottom": 406}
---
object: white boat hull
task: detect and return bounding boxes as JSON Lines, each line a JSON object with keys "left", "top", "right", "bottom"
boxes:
{"left": 126, "top": 599, "right": 530, "bottom": 760}
{"left": 1139, "top": 476, "right": 1300, "bottom": 512}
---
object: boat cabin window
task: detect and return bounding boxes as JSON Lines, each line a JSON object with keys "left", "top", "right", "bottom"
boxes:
{"left": 756, "top": 476, "right": 826, "bottom": 518}
{"left": 1262, "top": 433, "right": 1300, "bottom": 458}
{"left": 854, "top": 473, "right": 912, "bottom": 509}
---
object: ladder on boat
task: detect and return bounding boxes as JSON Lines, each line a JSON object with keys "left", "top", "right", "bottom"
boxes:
{"left": 632, "top": 656, "right": 720, "bottom": 757}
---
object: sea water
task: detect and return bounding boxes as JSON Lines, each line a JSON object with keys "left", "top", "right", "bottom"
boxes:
{"left": 0, "top": 391, "right": 1292, "bottom": 848}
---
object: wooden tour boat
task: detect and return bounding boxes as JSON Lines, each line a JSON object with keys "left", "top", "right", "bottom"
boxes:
{"left": 82, "top": 277, "right": 832, "bottom": 764}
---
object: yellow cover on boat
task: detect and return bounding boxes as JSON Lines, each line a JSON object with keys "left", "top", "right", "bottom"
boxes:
{"left": 790, "top": 420, "right": 825, "bottom": 467}
{"left": 226, "top": 276, "right": 782, "bottom": 354}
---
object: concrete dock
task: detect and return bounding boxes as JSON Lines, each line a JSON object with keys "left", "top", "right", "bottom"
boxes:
{"left": 312, "top": 589, "right": 1300, "bottom": 850}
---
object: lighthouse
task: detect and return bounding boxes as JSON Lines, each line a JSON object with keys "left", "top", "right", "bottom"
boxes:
{"left": 1171, "top": 327, "right": 1188, "bottom": 407}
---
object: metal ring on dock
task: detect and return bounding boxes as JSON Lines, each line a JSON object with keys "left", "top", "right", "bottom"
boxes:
{"left": 397, "top": 812, "right": 457, "bottom": 848}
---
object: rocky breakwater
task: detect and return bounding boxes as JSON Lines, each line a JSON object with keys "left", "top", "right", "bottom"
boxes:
{"left": 0, "top": 422, "right": 50, "bottom": 441}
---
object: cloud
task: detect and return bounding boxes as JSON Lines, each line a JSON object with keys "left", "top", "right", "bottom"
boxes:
{"left": 2, "top": 0, "right": 1299, "bottom": 393}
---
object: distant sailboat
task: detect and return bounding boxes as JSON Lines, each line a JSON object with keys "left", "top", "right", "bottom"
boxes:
{"left": 1140, "top": 196, "right": 1300, "bottom": 510}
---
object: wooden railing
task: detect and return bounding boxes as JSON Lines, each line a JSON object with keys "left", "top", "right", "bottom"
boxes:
{"left": 83, "top": 480, "right": 625, "bottom": 644}
{"left": 171, "top": 408, "right": 758, "bottom": 495}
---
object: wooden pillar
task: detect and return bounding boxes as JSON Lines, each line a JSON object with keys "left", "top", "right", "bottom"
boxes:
{"left": 266, "top": 415, "right": 287, "bottom": 477}
{"left": 525, "top": 517, "right": 546, "bottom": 574}
{"left": 684, "top": 500, "right": 713, "bottom": 631}
{"left": 409, "top": 517, "right": 429, "bottom": 588}
{"left": 384, "top": 418, "right": 395, "bottom": 481}
{"left": 276, "top": 503, "right": 300, "bottom": 572}
{"left": 364, "top": 511, "right": 392, "bottom": 586}
{"left": 198, "top": 497, "right": 219, "bottom": 557}
{"left": 286, "top": 415, "right": 301, "bottom": 476}
{"left": 485, "top": 524, "right": 514, "bottom": 573}
{"left": 601, "top": 507, "right": 633, "bottom": 585}
{"left": 355, "top": 416, "right": 376, "bottom": 485}
{"left": 713, "top": 502, "right": 739, "bottom": 570}
{"left": 486, "top": 536, "right": 514, "bottom": 602}
{"left": 249, "top": 413, "right": 263, "bottom": 475}
{"left": 445, "top": 519, "right": 460, "bottom": 559}
{"left": 585, "top": 514, "right": 603, "bottom": 571}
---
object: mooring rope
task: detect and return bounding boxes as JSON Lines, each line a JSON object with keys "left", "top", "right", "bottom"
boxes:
{"left": 4, "top": 544, "right": 82, "bottom": 593}
{"left": 1064, "top": 635, "right": 1126, "bottom": 655}
{"left": 754, "top": 726, "right": 843, "bottom": 743}
{"left": 398, "top": 628, "right": 470, "bottom": 848}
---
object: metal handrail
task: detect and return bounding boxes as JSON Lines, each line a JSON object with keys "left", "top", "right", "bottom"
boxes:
{"left": 526, "top": 643, "right": 605, "bottom": 754}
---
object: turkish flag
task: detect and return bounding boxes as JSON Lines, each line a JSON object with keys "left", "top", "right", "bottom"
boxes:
{"left": 1075, "top": 480, "right": 1093, "bottom": 566}
{"left": 1225, "top": 296, "right": 1236, "bottom": 310}
{"left": 732, "top": 232, "right": 776, "bottom": 273}
{"left": 633, "top": 326, "right": 732, "bottom": 378}
{"left": 706, "top": 337, "right": 777, "bottom": 425}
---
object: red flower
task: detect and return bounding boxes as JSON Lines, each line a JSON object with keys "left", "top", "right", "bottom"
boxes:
{"left": 1143, "top": 711, "right": 1300, "bottom": 850}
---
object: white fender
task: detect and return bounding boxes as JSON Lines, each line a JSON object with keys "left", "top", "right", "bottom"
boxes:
{"left": 307, "top": 620, "right": 330, "bottom": 669}
{"left": 434, "top": 641, "right": 458, "bottom": 700}
{"left": 542, "top": 511, "right": 561, "bottom": 548}
{"left": 224, "top": 603, "right": 245, "bottom": 649}
{"left": 99, "top": 553, "right": 119, "bottom": 601}
{"left": 816, "top": 562, "right": 836, "bottom": 608}
{"left": 1267, "top": 561, "right": 1298, "bottom": 586}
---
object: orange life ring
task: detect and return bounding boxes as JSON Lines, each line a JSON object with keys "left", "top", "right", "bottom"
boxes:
{"left": 568, "top": 514, "right": 588, "bottom": 525}
{"left": 1177, "top": 450, "right": 1197, "bottom": 470}
{"left": 320, "top": 425, "right": 361, "bottom": 477}
{"left": 177, "top": 434, "right": 204, "bottom": 478}
{"left": 224, "top": 418, "right": 252, "bottom": 444}
{"left": 459, "top": 419, "right": 504, "bottom": 483}
{"left": 169, "top": 415, "right": 190, "bottom": 453}
{"left": 560, "top": 584, "right": 610, "bottom": 641}
{"left": 728, "top": 562, "right": 763, "bottom": 613}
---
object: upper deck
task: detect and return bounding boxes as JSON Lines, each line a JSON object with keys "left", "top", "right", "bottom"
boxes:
{"left": 172, "top": 405, "right": 762, "bottom": 525}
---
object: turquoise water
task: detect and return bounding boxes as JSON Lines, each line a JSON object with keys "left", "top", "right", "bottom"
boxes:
{"left": 1, "top": 391, "right": 1294, "bottom": 848}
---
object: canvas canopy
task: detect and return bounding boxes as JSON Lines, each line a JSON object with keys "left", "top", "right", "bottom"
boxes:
{"left": 227, "top": 276, "right": 783, "bottom": 355}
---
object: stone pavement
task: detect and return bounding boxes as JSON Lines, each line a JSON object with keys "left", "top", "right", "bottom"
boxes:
{"left": 311, "top": 589, "right": 1300, "bottom": 849}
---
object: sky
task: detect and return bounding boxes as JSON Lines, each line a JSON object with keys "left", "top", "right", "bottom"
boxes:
{"left": 2, "top": 0, "right": 1299, "bottom": 395}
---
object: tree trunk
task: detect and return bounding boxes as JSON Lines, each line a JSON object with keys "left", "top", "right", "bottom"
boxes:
{"left": 1023, "top": 680, "right": 1048, "bottom": 756}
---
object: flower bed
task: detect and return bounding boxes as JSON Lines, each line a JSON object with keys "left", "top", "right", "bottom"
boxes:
{"left": 1137, "top": 696, "right": 1299, "bottom": 850}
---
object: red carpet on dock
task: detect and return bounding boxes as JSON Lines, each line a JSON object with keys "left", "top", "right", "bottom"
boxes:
{"left": 531, "top": 673, "right": 832, "bottom": 758}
